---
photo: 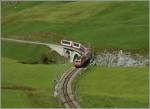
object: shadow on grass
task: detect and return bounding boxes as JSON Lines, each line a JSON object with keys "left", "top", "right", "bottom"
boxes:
{"left": 2, "top": 85, "right": 59, "bottom": 108}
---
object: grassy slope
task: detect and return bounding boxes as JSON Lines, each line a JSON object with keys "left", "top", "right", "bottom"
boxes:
{"left": 1, "top": 41, "right": 70, "bottom": 107}
{"left": 1, "top": 58, "right": 70, "bottom": 108}
{"left": 1, "top": 1, "right": 149, "bottom": 108}
{"left": 2, "top": 1, "right": 149, "bottom": 50}
{"left": 2, "top": 89, "right": 32, "bottom": 107}
{"left": 1, "top": 40, "right": 67, "bottom": 63}
{"left": 1, "top": 40, "right": 50, "bottom": 61}
{"left": 74, "top": 66, "right": 149, "bottom": 108}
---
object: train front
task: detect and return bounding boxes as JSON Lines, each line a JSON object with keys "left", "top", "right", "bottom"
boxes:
{"left": 60, "top": 40, "right": 91, "bottom": 68}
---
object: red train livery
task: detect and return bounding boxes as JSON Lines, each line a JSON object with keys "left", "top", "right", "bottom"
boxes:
{"left": 61, "top": 40, "right": 91, "bottom": 68}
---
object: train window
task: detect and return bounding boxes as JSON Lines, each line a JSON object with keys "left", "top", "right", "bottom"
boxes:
{"left": 75, "top": 60, "right": 79, "bottom": 62}
{"left": 62, "top": 40, "right": 70, "bottom": 45}
{"left": 73, "top": 43, "right": 80, "bottom": 47}
{"left": 75, "top": 59, "right": 81, "bottom": 62}
{"left": 61, "top": 40, "right": 72, "bottom": 47}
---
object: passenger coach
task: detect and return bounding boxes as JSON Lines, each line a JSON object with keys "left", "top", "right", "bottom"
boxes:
{"left": 61, "top": 40, "right": 91, "bottom": 68}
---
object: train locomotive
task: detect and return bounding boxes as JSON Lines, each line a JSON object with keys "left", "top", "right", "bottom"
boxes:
{"left": 61, "top": 40, "right": 91, "bottom": 68}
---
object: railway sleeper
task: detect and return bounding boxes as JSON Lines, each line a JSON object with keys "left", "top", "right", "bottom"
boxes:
{"left": 63, "top": 100, "right": 73, "bottom": 104}
{"left": 63, "top": 93, "right": 69, "bottom": 96}
{"left": 61, "top": 86, "right": 68, "bottom": 89}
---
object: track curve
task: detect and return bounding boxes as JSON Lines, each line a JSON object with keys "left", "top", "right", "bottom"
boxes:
{"left": 62, "top": 68, "right": 79, "bottom": 108}
{"left": 55, "top": 67, "right": 82, "bottom": 108}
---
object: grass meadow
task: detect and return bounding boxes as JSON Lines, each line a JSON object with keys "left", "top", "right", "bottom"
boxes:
{"left": 1, "top": 41, "right": 71, "bottom": 107}
{"left": 2, "top": 1, "right": 149, "bottom": 50}
{"left": 1, "top": 58, "right": 70, "bottom": 107}
{"left": 1, "top": 1, "right": 149, "bottom": 108}
{"left": 74, "top": 66, "right": 149, "bottom": 108}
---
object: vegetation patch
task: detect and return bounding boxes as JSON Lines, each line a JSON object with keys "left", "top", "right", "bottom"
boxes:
{"left": 1, "top": 57, "right": 70, "bottom": 107}
{"left": 1, "top": 85, "right": 36, "bottom": 91}
{"left": 74, "top": 66, "right": 149, "bottom": 108}
{"left": 2, "top": 40, "right": 67, "bottom": 64}
{"left": 1, "top": 1, "right": 149, "bottom": 51}
{"left": 1, "top": 1, "right": 149, "bottom": 108}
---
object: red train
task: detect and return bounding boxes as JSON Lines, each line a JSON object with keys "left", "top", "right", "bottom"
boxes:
{"left": 61, "top": 40, "right": 91, "bottom": 68}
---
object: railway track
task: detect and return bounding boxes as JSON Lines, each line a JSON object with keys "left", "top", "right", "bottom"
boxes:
{"left": 54, "top": 68, "right": 81, "bottom": 108}
{"left": 62, "top": 68, "right": 79, "bottom": 108}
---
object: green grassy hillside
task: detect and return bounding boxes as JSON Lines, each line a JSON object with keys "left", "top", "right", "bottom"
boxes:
{"left": 1, "top": 1, "right": 149, "bottom": 108}
{"left": 2, "top": 41, "right": 67, "bottom": 64}
{"left": 74, "top": 66, "right": 149, "bottom": 108}
{"left": 2, "top": 1, "right": 149, "bottom": 50}
{"left": 1, "top": 58, "right": 70, "bottom": 107}
{"left": 1, "top": 40, "right": 70, "bottom": 107}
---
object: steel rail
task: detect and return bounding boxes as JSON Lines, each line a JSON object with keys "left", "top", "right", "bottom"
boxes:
{"left": 62, "top": 68, "right": 79, "bottom": 108}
